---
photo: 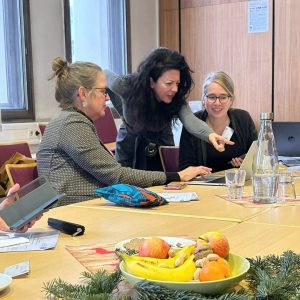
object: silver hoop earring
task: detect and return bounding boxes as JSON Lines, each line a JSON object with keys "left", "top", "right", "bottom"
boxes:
{"left": 82, "top": 101, "right": 87, "bottom": 108}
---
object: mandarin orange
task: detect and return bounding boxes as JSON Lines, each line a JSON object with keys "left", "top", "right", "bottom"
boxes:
{"left": 199, "top": 258, "right": 231, "bottom": 282}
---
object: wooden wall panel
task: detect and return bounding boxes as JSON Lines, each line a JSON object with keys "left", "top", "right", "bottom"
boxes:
{"left": 274, "top": 0, "right": 300, "bottom": 121}
{"left": 181, "top": 0, "right": 273, "bottom": 126}
{"left": 181, "top": 0, "right": 247, "bottom": 9}
{"left": 159, "top": 0, "right": 179, "bottom": 51}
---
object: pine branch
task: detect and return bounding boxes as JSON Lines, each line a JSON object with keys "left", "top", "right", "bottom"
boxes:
{"left": 246, "top": 251, "right": 300, "bottom": 299}
{"left": 43, "top": 278, "right": 88, "bottom": 300}
{"left": 135, "top": 281, "right": 252, "bottom": 300}
{"left": 43, "top": 269, "right": 125, "bottom": 299}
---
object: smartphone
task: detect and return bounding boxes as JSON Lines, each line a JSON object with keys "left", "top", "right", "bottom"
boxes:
{"left": 164, "top": 182, "right": 186, "bottom": 190}
{"left": 0, "top": 176, "right": 65, "bottom": 231}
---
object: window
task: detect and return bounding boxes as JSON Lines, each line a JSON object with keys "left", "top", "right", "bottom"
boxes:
{"left": 0, "top": 0, "right": 34, "bottom": 121}
{"left": 64, "top": 0, "right": 130, "bottom": 75}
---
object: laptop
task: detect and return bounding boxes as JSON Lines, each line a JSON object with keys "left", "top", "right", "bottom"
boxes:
{"left": 187, "top": 141, "right": 257, "bottom": 186}
{"left": 272, "top": 122, "right": 300, "bottom": 157}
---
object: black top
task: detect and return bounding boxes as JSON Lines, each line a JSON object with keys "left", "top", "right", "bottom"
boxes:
{"left": 179, "top": 108, "right": 258, "bottom": 172}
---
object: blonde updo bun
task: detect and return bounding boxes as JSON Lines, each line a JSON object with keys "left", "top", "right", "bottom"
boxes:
{"left": 50, "top": 57, "right": 69, "bottom": 79}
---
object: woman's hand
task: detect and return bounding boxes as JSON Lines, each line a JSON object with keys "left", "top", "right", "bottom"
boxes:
{"left": 229, "top": 156, "right": 244, "bottom": 167}
{"left": 0, "top": 183, "right": 42, "bottom": 232}
{"left": 178, "top": 166, "right": 212, "bottom": 182}
{"left": 208, "top": 133, "right": 234, "bottom": 152}
{"left": 0, "top": 183, "right": 20, "bottom": 211}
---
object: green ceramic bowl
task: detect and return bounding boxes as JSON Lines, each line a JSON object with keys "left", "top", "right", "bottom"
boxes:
{"left": 120, "top": 252, "right": 250, "bottom": 295}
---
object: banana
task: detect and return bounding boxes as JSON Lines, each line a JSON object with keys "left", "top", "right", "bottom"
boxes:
{"left": 117, "top": 244, "right": 195, "bottom": 268}
{"left": 122, "top": 253, "right": 196, "bottom": 282}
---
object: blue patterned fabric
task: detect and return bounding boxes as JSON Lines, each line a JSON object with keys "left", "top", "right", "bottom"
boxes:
{"left": 95, "top": 184, "right": 167, "bottom": 207}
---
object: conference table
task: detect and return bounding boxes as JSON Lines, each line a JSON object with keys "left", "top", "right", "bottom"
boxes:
{"left": 1, "top": 178, "right": 300, "bottom": 299}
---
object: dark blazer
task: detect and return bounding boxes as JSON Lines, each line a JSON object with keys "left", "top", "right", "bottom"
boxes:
{"left": 179, "top": 108, "right": 258, "bottom": 170}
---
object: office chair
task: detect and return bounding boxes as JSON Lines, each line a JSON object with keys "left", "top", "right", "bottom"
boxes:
{"left": 93, "top": 107, "right": 118, "bottom": 152}
{"left": 0, "top": 142, "right": 32, "bottom": 167}
{"left": 5, "top": 163, "right": 38, "bottom": 187}
{"left": 38, "top": 124, "right": 47, "bottom": 136}
{"left": 159, "top": 146, "right": 180, "bottom": 172}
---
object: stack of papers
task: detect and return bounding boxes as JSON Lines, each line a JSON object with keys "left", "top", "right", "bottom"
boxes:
{"left": 0, "top": 230, "right": 59, "bottom": 252}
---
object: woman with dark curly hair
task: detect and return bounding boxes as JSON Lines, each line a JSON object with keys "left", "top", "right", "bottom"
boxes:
{"left": 105, "top": 47, "right": 233, "bottom": 171}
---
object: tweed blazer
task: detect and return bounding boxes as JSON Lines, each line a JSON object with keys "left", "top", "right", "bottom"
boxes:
{"left": 37, "top": 108, "right": 166, "bottom": 206}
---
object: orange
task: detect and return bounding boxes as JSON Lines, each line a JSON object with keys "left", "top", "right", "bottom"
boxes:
{"left": 199, "top": 258, "right": 231, "bottom": 282}
{"left": 217, "top": 257, "right": 231, "bottom": 277}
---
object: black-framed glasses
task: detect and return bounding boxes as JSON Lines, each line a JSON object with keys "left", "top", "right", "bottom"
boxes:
{"left": 205, "top": 94, "right": 231, "bottom": 103}
{"left": 85, "top": 87, "right": 108, "bottom": 97}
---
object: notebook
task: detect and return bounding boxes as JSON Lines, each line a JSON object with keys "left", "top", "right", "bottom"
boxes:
{"left": 272, "top": 122, "right": 300, "bottom": 157}
{"left": 187, "top": 141, "right": 257, "bottom": 186}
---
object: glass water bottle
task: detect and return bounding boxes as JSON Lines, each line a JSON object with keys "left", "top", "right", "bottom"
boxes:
{"left": 252, "top": 112, "right": 279, "bottom": 203}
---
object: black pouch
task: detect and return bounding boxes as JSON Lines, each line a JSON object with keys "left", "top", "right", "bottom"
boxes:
{"left": 48, "top": 218, "right": 85, "bottom": 236}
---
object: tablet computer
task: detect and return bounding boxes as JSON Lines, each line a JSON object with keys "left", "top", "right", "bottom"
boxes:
{"left": 0, "top": 176, "right": 65, "bottom": 231}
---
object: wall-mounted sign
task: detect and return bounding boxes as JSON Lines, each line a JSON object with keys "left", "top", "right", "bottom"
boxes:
{"left": 248, "top": 0, "right": 269, "bottom": 33}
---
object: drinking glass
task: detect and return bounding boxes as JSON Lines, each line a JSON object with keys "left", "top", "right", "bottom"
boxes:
{"left": 225, "top": 169, "right": 246, "bottom": 199}
{"left": 252, "top": 174, "right": 279, "bottom": 204}
{"left": 277, "top": 172, "right": 296, "bottom": 202}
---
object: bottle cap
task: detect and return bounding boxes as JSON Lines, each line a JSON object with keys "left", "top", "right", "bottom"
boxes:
{"left": 260, "top": 112, "right": 273, "bottom": 120}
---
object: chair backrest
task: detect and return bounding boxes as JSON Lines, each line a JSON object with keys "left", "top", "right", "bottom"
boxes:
{"left": 93, "top": 107, "right": 118, "bottom": 144}
{"left": 38, "top": 124, "right": 47, "bottom": 136}
{"left": 0, "top": 142, "right": 32, "bottom": 167}
{"left": 5, "top": 163, "right": 38, "bottom": 187}
{"left": 159, "top": 146, "right": 180, "bottom": 172}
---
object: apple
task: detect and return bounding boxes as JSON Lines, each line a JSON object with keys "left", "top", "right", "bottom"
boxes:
{"left": 198, "top": 231, "right": 230, "bottom": 258}
{"left": 138, "top": 237, "right": 170, "bottom": 259}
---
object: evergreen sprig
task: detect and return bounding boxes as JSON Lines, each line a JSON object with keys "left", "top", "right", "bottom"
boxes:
{"left": 246, "top": 251, "right": 300, "bottom": 299}
{"left": 43, "top": 251, "right": 300, "bottom": 300}
{"left": 43, "top": 269, "right": 129, "bottom": 300}
{"left": 135, "top": 281, "right": 252, "bottom": 300}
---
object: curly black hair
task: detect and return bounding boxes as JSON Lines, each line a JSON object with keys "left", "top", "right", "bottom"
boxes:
{"left": 124, "top": 47, "right": 194, "bottom": 130}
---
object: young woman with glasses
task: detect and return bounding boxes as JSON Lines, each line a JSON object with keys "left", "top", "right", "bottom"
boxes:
{"left": 105, "top": 48, "right": 233, "bottom": 171}
{"left": 179, "top": 71, "right": 257, "bottom": 172}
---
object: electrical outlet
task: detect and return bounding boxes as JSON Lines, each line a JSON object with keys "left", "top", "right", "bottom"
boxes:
{"left": 28, "top": 129, "right": 34, "bottom": 138}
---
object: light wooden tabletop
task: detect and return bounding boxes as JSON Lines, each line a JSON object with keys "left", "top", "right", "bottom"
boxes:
{"left": 72, "top": 181, "right": 270, "bottom": 223}
{"left": 1, "top": 177, "right": 300, "bottom": 299}
{"left": 0, "top": 205, "right": 235, "bottom": 300}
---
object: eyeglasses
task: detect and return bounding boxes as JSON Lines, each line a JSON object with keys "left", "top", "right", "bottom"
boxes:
{"left": 93, "top": 87, "right": 109, "bottom": 97}
{"left": 205, "top": 94, "right": 231, "bottom": 103}
{"left": 85, "top": 87, "right": 108, "bottom": 97}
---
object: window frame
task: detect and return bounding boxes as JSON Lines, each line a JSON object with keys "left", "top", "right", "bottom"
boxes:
{"left": 1, "top": 0, "right": 35, "bottom": 122}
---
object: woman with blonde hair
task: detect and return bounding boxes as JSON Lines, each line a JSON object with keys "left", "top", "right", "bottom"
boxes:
{"left": 179, "top": 71, "right": 257, "bottom": 172}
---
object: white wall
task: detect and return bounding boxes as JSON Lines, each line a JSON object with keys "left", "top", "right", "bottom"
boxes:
{"left": 129, "top": 0, "right": 159, "bottom": 71}
{"left": 30, "top": 0, "right": 65, "bottom": 122}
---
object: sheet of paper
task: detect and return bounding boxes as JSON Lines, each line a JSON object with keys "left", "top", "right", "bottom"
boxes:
{"left": 158, "top": 192, "right": 199, "bottom": 202}
{"left": 4, "top": 260, "right": 30, "bottom": 277}
{"left": 0, "top": 229, "right": 59, "bottom": 252}
{"left": 0, "top": 237, "right": 29, "bottom": 248}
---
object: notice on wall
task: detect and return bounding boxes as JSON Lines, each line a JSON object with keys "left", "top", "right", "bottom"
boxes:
{"left": 248, "top": 0, "right": 269, "bottom": 33}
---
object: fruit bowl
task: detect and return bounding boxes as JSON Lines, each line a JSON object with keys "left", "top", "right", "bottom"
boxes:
{"left": 120, "top": 252, "right": 250, "bottom": 295}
